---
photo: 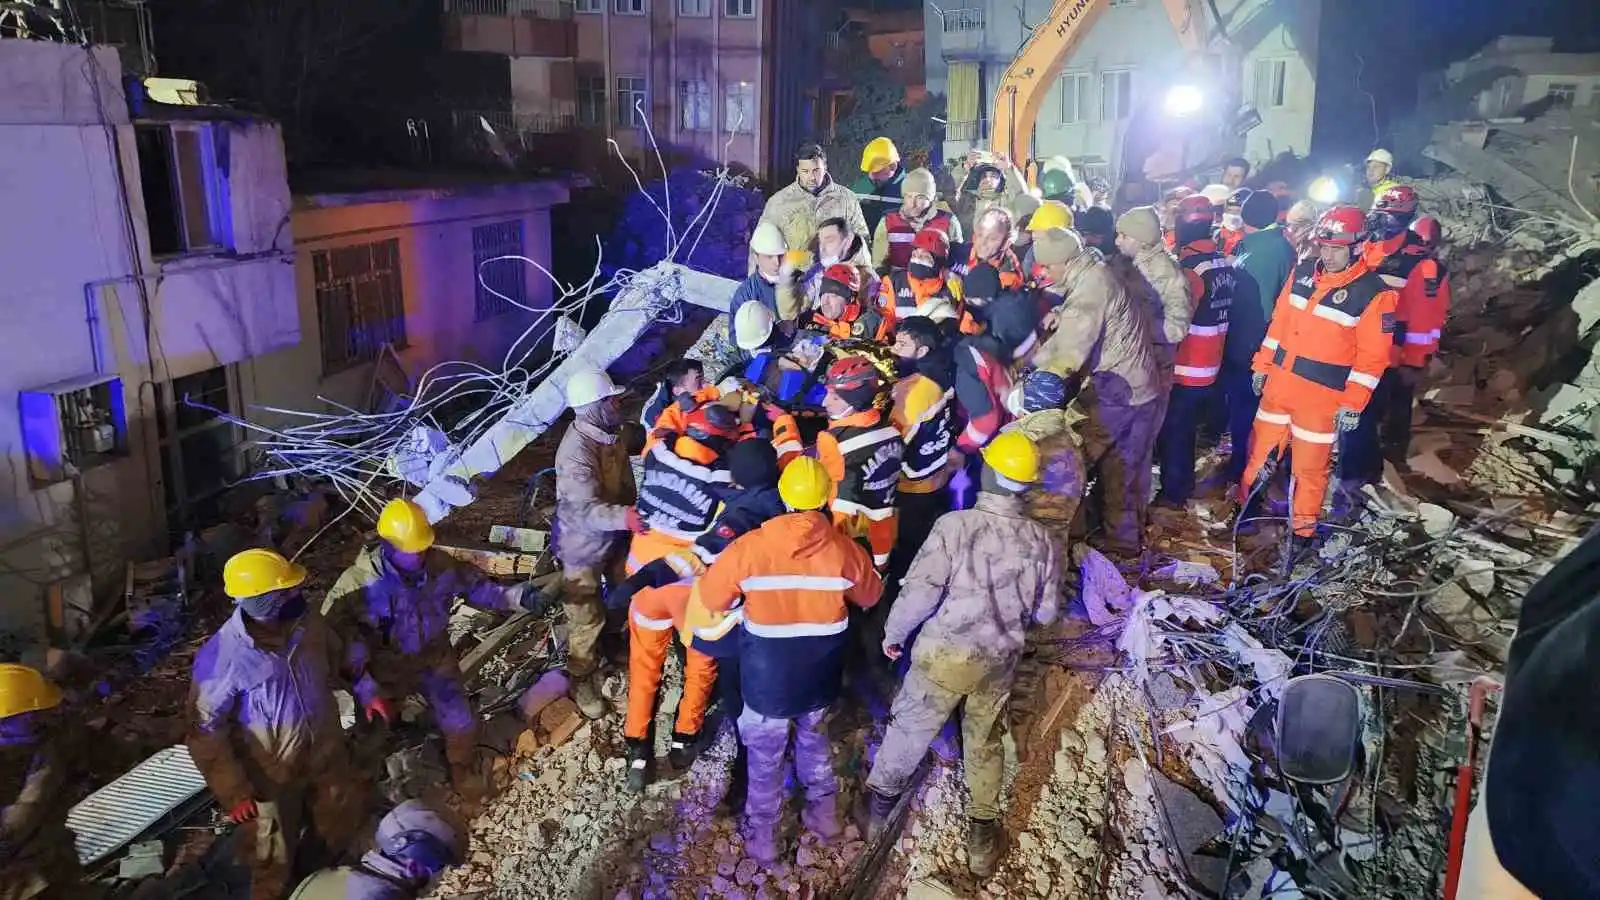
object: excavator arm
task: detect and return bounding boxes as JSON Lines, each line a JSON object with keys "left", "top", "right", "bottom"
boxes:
{"left": 989, "top": 0, "right": 1210, "bottom": 171}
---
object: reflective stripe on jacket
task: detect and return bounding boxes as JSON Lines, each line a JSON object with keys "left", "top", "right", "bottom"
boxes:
{"left": 1174, "top": 240, "right": 1234, "bottom": 387}
{"left": 817, "top": 410, "right": 903, "bottom": 520}
{"left": 893, "top": 374, "right": 957, "bottom": 487}
{"left": 1363, "top": 232, "right": 1446, "bottom": 368}
{"left": 883, "top": 269, "right": 964, "bottom": 324}
{"left": 878, "top": 209, "right": 957, "bottom": 271}
{"left": 636, "top": 441, "right": 732, "bottom": 541}
{"left": 1254, "top": 258, "right": 1399, "bottom": 411}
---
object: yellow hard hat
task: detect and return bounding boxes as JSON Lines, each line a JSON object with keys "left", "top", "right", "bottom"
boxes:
{"left": 0, "top": 664, "right": 63, "bottom": 720}
{"left": 223, "top": 548, "right": 308, "bottom": 600}
{"left": 860, "top": 137, "right": 900, "bottom": 173}
{"left": 981, "top": 431, "right": 1041, "bottom": 484}
{"left": 1028, "top": 199, "right": 1074, "bottom": 232}
{"left": 377, "top": 498, "right": 435, "bottom": 554}
{"left": 778, "top": 457, "right": 832, "bottom": 510}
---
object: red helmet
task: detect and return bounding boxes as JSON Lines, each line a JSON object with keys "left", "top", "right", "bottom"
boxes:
{"left": 1176, "top": 194, "right": 1217, "bottom": 225}
{"left": 1373, "top": 184, "right": 1419, "bottom": 216}
{"left": 824, "top": 355, "right": 883, "bottom": 395}
{"left": 683, "top": 403, "right": 740, "bottom": 445}
{"left": 1411, "top": 215, "right": 1441, "bottom": 248}
{"left": 821, "top": 263, "right": 862, "bottom": 295}
{"left": 1314, "top": 206, "right": 1368, "bottom": 246}
{"left": 911, "top": 227, "right": 949, "bottom": 260}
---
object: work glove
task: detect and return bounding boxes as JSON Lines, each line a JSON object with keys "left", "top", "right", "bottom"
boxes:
{"left": 1251, "top": 372, "right": 1266, "bottom": 396}
{"left": 625, "top": 507, "right": 647, "bottom": 534}
{"left": 227, "top": 798, "right": 259, "bottom": 824}
{"left": 363, "top": 696, "right": 395, "bottom": 727}
{"left": 1334, "top": 406, "right": 1362, "bottom": 433}
{"left": 882, "top": 640, "right": 904, "bottom": 662}
{"left": 518, "top": 582, "right": 555, "bottom": 616}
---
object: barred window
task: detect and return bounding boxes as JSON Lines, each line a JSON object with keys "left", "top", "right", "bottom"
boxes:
{"left": 314, "top": 239, "right": 407, "bottom": 374}
{"left": 473, "top": 220, "right": 527, "bottom": 321}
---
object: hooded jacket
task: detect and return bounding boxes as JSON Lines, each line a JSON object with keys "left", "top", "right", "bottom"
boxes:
{"left": 554, "top": 403, "right": 638, "bottom": 572}
{"left": 884, "top": 491, "right": 1061, "bottom": 661}
{"left": 1035, "top": 255, "right": 1161, "bottom": 407}
{"left": 953, "top": 292, "right": 1038, "bottom": 454}
{"left": 697, "top": 511, "right": 882, "bottom": 717}
{"left": 760, "top": 176, "right": 871, "bottom": 267}
{"left": 187, "top": 610, "right": 360, "bottom": 809}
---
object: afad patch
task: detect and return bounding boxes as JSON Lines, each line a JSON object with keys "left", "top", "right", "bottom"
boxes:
{"left": 1381, "top": 312, "right": 1397, "bottom": 333}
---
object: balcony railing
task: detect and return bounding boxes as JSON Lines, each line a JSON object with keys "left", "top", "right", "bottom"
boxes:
{"left": 444, "top": 0, "right": 574, "bottom": 17}
{"left": 944, "top": 119, "right": 981, "bottom": 142}
{"left": 453, "top": 108, "right": 577, "bottom": 141}
{"left": 942, "top": 7, "right": 984, "bottom": 31}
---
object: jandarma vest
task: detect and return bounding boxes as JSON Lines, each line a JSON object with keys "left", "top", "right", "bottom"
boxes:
{"left": 830, "top": 421, "right": 903, "bottom": 518}
{"left": 1174, "top": 246, "right": 1235, "bottom": 386}
{"left": 637, "top": 442, "right": 731, "bottom": 540}
{"left": 882, "top": 209, "right": 955, "bottom": 270}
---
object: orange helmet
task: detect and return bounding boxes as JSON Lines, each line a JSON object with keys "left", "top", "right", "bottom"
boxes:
{"left": 1411, "top": 215, "right": 1441, "bottom": 248}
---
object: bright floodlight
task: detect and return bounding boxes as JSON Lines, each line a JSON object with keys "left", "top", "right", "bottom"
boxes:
{"left": 1164, "top": 84, "right": 1204, "bottom": 117}
{"left": 1307, "top": 176, "right": 1340, "bottom": 204}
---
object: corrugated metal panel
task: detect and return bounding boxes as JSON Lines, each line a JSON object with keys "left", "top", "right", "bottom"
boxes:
{"left": 68, "top": 745, "right": 207, "bottom": 864}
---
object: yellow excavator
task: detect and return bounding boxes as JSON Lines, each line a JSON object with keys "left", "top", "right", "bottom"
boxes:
{"left": 989, "top": 0, "right": 1242, "bottom": 188}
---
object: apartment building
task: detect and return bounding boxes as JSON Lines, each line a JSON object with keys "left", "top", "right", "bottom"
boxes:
{"left": 924, "top": 0, "right": 1321, "bottom": 178}
{"left": 443, "top": 0, "right": 776, "bottom": 175}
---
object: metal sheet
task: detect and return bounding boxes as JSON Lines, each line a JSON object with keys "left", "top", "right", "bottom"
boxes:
{"left": 67, "top": 745, "right": 207, "bottom": 864}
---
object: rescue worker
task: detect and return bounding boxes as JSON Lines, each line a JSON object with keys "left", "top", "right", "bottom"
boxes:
{"left": 1009, "top": 193, "right": 1043, "bottom": 274}
{"left": 1213, "top": 189, "right": 1297, "bottom": 490}
{"left": 1005, "top": 370, "right": 1086, "bottom": 544}
{"left": 952, "top": 289, "right": 1040, "bottom": 461}
{"left": 1114, "top": 205, "right": 1193, "bottom": 389}
{"left": 1158, "top": 184, "right": 1196, "bottom": 238}
{"left": 0, "top": 665, "right": 85, "bottom": 900}
{"left": 1038, "top": 164, "right": 1074, "bottom": 207}
{"left": 853, "top": 136, "right": 905, "bottom": 236}
{"left": 1344, "top": 185, "right": 1450, "bottom": 483}
{"left": 1153, "top": 195, "right": 1235, "bottom": 508}
{"left": 732, "top": 302, "right": 815, "bottom": 410}
{"left": 287, "top": 800, "right": 465, "bottom": 900}
{"left": 554, "top": 368, "right": 641, "bottom": 719}
{"left": 324, "top": 498, "right": 535, "bottom": 800}
{"left": 953, "top": 158, "right": 1008, "bottom": 239}
{"left": 864, "top": 431, "right": 1060, "bottom": 878}
{"left": 872, "top": 167, "right": 962, "bottom": 274}
{"left": 879, "top": 228, "right": 965, "bottom": 325}
{"left": 189, "top": 549, "right": 372, "bottom": 899}
{"left": 804, "top": 218, "right": 880, "bottom": 312}
{"left": 639, "top": 359, "right": 706, "bottom": 431}
{"left": 1024, "top": 199, "right": 1074, "bottom": 282}
{"left": 1221, "top": 157, "right": 1251, "bottom": 191}
{"left": 1031, "top": 227, "right": 1161, "bottom": 555}
{"left": 758, "top": 143, "right": 869, "bottom": 269}
{"left": 1075, "top": 206, "right": 1116, "bottom": 255}
{"left": 730, "top": 222, "right": 789, "bottom": 323}
{"left": 887, "top": 316, "right": 959, "bottom": 584}
{"left": 696, "top": 457, "right": 883, "bottom": 864}
{"left": 619, "top": 404, "right": 743, "bottom": 791}
{"left": 1355, "top": 148, "right": 1399, "bottom": 212}
{"left": 816, "top": 356, "right": 903, "bottom": 569}
{"left": 1285, "top": 200, "right": 1321, "bottom": 261}
{"left": 1240, "top": 206, "right": 1399, "bottom": 546}
{"left": 1218, "top": 188, "right": 1251, "bottom": 256}
{"left": 811, "top": 264, "right": 893, "bottom": 343}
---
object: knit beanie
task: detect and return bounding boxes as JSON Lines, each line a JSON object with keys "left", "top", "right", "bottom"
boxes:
{"left": 904, "top": 167, "right": 937, "bottom": 199}
{"left": 1115, "top": 206, "right": 1163, "bottom": 247}
{"left": 1010, "top": 193, "right": 1042, "bottom": 226}
{"left": 1032, "top": 227, "right": 1084, "bottom": 266}
{"left": 964, "top": 263, "right": 1002, "bottom": 303}
{"left": 1076, "top": 206, "right": 1115, "bottom": 249}
{"left": 728, "top": 439, "right": 779, "bottom": 490}
{"left": 1242, "top": 190, "right": 1279, "bottom": 229}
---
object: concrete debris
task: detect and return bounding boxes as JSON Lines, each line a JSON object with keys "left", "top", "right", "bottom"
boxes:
{"left": 516, "top": 669, "right": 572, "bottom": 724}
{"left": 1416, "top": 503, "right": 1456, "bottom": 538}
{"left": 1151, "top": 771, "right": 1227, "bottom": 896}
{"left": 118, "top": 841, "right": 166, "bottom": 880}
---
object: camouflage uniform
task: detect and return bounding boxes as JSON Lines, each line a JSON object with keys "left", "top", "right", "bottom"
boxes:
{"left": 758, "top": 177, "right": 870, "bottom": 267}
{"left": 1006, "top": 409, "right": 1086, "bottom": 547}
{"left": 0, "top": 715, "right": 86, "bottom": 900}
{"left": 866, "top": 491, "right": 1061, "bottom": 818}
{"left": 554, "top": 405, "right": 637, "bottom": 678}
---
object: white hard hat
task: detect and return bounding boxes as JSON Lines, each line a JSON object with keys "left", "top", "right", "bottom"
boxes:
{"left": 565, "top": 369, "right": 623, "bottom": 408}
{"left": 1366, "top": 148, "right": 1394, "bottom": 166}
{"left": 749, "top": 221, "right": 787, "bottom": 256}
{"left": 1199, "top": 183, "right": 1231, "bottom": 206}
{"left": 376, "top": 800, "right": 466, "bottom": 869}
{"left": 733, "top": 302, "right": 776, "bottom": 350}
{"left": 915, "top": 296, "right": 958, "bottom": 323}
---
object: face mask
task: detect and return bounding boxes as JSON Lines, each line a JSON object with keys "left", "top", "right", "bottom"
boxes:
{"left": 275, "top": 591, "right": 308, "bottom": 622}
{"left": 908, "top": 261, "right": 939, "bottom": 280}
{"left": 759, "top": 270, "right": 779, "bottom": 284}
{"left": 1222, "top": 213, "right": 1243, "bottom": 231}
{"left": 894, "top": 357, "right": 917, "bottom": 378}
{"left": 820, "top": 253, "right": 840, "bottom": 267}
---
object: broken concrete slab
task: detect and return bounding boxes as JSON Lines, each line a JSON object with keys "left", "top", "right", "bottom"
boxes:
{"left": 1417, "top": 503, "right": 1456, "bottom": 538}
{"left": 1152, "top": 771, "right": 1228, "bottom": 896}
{"left": 537, "top": 698, "right": 584, "bottom": 747}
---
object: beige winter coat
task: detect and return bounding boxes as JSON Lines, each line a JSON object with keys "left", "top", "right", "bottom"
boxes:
{"left": 759, "top": 177, "right": 871, "bottom": 265}
{"left": 1129, "top": 244, "right": 1194, "bottom": 348}
{"left": 553, "top": 406, "right": 637, "bottom": 572}
{"left": 1035, "top": 255, "right": 1162, "bottom": 407}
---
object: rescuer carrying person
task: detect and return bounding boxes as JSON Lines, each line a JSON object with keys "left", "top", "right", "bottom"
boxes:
{"left": 617, "top": 403, "right": 742, "bottom": 792}
{"left": 695, "top": 457, "right": 883, "bottom": 864}
{"left": 887, "top": 316, "right": 959, "bottom": 585}
{"left": 816, "top": 355, "right": 904, "bottom": 570}
{"left": 287, "top": 799, "right": 467, "bottom": 900}
{"left": 878, "top": 227, "right": 966, "bottom": 326}
{"left": 1239, "top": 205, "right": 1399, "bottom": 548}
{"left": 1155, "top": 193, "right": 1236, "bottom": 509}
{"left": 811, "top": 263, "right": 894, "bottom": 343}
{"left": 324, "top": 498, "right": 538, "bottom": 801}
{"left": 0, "top": 664, "right": 89, "bottom": 900}
{"left": 189, "top": 549, "right": 373, "bottom": 899}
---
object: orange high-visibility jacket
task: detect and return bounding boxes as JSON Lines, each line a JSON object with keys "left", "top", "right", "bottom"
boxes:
{"left": 1363, "top": 233, "right": 1449, "bottom": 369}
{"left": 1254, "top": 257, "right": 1400, "bottom": 412}
{"left": 1173, "top": 239, "right": 1235, "bottom": 387}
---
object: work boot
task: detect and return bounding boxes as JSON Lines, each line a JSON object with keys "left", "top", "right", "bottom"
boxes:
{"left": 718, "top": 744, "right": 748, "bottom": 814}
{"left": 865, "top": 789, "right": 900, "bottom": 840}
{"left": 742, "top": 819, "right": 780, "bottom": 865}
{"left": 801, "top": 793, "right": 842, "bottom": 843}
{"left": 666, "top": 731, "right": 700, "bottom": 772}
{"left": 571, "top": 673, "right": 609, "bottom": 720}
{"left": 623, "top": 737, "right": 651, "bottom": 794}
{"left": 967, "top": 817, "right": 1003, "bottom": 878}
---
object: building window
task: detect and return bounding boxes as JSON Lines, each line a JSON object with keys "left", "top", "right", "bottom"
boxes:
{"left": 134, "top": 124, "right": 230, "bottom": 256}
{"left": 155, "top": 365, "right": 240, "bottom": 537}
{"left": 1060, "top": 72, "right": 1090, "bottom": 124}
{"left": 726, "top": 81, "right": 755, "bottom": 133}
{"left": 1108, "top": 0, "right": 1141, "bottom": 6}
{"left": 678, "top": 0, "right": 708, "bottom": 14}
{"left": 1253, "top": 58, "right": 1288, "bottom": 109}
{"left": 578, "top": 76, "right": 607, "bottom": 126}
{"left": 314, "top": 239, "right": 407, "bottom": 375}
{"left": 944, "top": 7, "right": 983, "bottom": 31}
{"left": 616, "top": 77, "right": 648, "bottom": 127}
{"left": 1547, "top": 82, "right": 1579, "bottom": 107}
{"left": 679, "top": 79, "right": 712, "bottom": 131}
{"left": 614, "top": 0, "right": 643, "bottom": 13}
{"left": 1101, "top": 69, "right": 1133, "bottom": 121}
{"left": 472, "top": 220, "right": 526, "bottom": 321}
{"left": 575, "top": 0, "right": 599, "bottom": 10}
{"left": 724, "top": 0, "right": 754, "bottom": 16}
